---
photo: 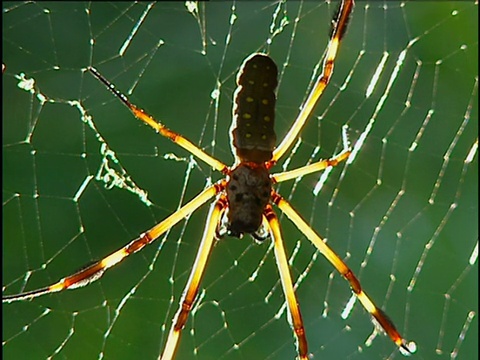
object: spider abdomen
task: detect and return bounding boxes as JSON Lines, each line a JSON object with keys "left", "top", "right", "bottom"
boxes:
{"left": 231, "top": 53, "right": 278, "bottom": 163}
{"left": 226, "top": 163, "right": 272, "bottom": 238}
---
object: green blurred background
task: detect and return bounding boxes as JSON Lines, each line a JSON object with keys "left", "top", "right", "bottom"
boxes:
{"left": 3, "top": 2, "right": 477, "bottom": 360}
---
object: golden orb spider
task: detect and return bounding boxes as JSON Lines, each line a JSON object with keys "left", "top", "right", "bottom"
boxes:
{"left": 3, "top": 1, "right": 416, "bottom": 358}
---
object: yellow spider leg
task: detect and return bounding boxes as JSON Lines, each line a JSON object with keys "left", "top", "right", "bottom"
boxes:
{"left": 271, "top": 0, "right": 354, "bottom": 162}
{"left": 2, "top": 182, "right": 223, "bottom": 303}
{"left": 160, "top": 196, "right": 227, "bottom": 360}
{"left": 272, "top": 192, "right": 416, "bottom": 356}
{"left": 272, "top": 148, "right": 350, "bottom": 183}
{"left": 264, "top": 206, "right": 309, "bottom": 360}
{"left": 88, "top": 67, "right": 228, "bottom": 174}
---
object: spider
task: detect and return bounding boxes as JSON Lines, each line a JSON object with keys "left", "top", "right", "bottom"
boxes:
{"left": 3, "top": 1, "right": 416, "bottom": 358}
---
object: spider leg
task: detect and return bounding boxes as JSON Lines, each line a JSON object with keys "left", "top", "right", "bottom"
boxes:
{"left": 2, "top": 182, "right": 224, "bottom": 303}
{"left": 88, "top": 67, "right": 228, "bottom": 173}
{"left": 271, "top": 0, "right": 354, "bottom": 163}
{"left": 272, "top": 125, "right": 351, "bottom": 183}
{"left": 264, "top": 206, "right": 309, "bottom": 360}
{"left": 160, "top": 196, "right": 227, "bottom": 360}
{"left": 272, "top": 192, "right": 417, "bottom": 356}
{"left": 272, "top": 149, "right": 350, "bottom": 183}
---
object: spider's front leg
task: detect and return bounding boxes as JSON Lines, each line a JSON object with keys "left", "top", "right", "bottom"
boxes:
{"left": 160, "top": 197, "right": 227, "bottom": 360}
{"left": 265, "top": 205, "right": 309, "bottom": 360}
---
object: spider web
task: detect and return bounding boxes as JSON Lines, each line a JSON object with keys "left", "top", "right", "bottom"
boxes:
{"left": 3, "top": 1, "right": 477, "bottom": 359}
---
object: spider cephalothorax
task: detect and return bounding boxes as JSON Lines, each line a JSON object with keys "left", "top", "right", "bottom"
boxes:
{"left": 225, "top": 162, "right": 272, "bottom": 238}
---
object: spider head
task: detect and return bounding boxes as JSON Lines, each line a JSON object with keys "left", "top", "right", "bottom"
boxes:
{"left": 225, "top": 163, "right": 271, "bottom": 240}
